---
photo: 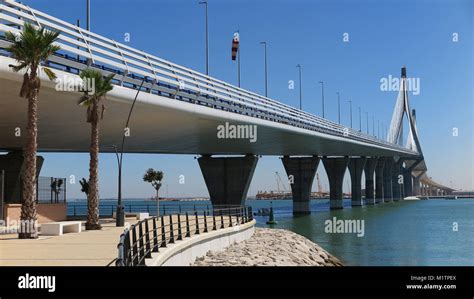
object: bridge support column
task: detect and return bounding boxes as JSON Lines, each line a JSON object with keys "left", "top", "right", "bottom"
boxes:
{"left": 281, "top": 156, "right": 319, "bottom": 215}
{"left": 413, "top": 176, "right": 420, "bottom": 196}
{"left": 348, "top": 157, "right": 367, "bottom": 207}
{"left": 403, "top": 168, "right": 413, "bottom": 197}
{"left": 322, "top": 157, "right": 349, "bottom": 210}
{"left": 0, "top": 151, "right": 44, "bottom": 204}
{"left": 383, "top": 158, "right": 394, "bottom": 202}
{"left": 375, "top": 158, "right": 386, "bottom": 203}
{"left": 392, "top": 159, "right": 403, "bottom": 201}
{"left": 364, "top": 157, "right": 378, "bottom": 205}
{"left": 198, "top": 155, "right": 258, "bottom": 207}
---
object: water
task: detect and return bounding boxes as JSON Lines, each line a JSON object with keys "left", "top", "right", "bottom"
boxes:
{"left": 68, "top": 198, "right": 474, "bottom": 266}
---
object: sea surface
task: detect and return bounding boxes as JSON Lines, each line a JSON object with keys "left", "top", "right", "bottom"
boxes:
{"left": 68, "top": 198, "right": 474, "bottom": 266}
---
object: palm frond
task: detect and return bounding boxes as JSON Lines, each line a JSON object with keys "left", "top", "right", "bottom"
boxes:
{"left": 43, "top": 67, "right": 57, "bottom": 81}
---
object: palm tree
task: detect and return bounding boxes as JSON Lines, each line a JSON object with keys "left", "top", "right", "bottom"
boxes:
{"left": 79, "top": 69, "right": 114, "bottom": 230}
{"left": 5, "top": 23, "right": 60, "bottom": 239}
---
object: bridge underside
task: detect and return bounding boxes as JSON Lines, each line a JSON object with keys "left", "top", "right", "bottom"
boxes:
{"left": 0, "top": 61, "right": 418, "bottom": 158}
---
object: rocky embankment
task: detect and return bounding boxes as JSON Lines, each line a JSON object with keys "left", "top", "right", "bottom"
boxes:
{"left": 193, "top": 228, "right": 343, "bottom": 266}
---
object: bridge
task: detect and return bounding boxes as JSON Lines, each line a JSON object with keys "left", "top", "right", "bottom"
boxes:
{"left": 0, "top": 0, "right": 454, "bottom": 215}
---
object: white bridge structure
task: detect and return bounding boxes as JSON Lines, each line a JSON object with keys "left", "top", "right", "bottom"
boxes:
{"left": 0, "top": 0, "right": 453, "bottom": 214}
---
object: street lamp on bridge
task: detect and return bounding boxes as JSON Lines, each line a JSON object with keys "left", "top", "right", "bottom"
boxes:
{"left": 318, "top": 81, "right": 325, "bottom": 118}
{"left": 336, "top": 92, "right": 341, "bottom": 124}
{"left": 296, "top": 64, "right": 302, "bottom": 110}
{"left": 199, "top": 0, "right": 209, "bottom": 76}
{"left": 358, "top": 107, "right": 362, "bottom": 132}
{"left": 348, "top": 100, "right": 352, "bottom": 128}
{"left": 366, "top": 112, "right": 369, "bottom": 134}
{"left": 260, "top": 41, "right": 268, "bottom": 97}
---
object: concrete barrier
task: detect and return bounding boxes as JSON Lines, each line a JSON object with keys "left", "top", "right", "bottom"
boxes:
{"left": 146, "top": 219, "right": 256, "bottom": 266}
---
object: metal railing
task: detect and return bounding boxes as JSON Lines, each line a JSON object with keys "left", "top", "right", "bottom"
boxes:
{"left": 0, "top": 0, "right": 418, "bottom": 156}
{"left": 116, "top": 205, "right": 253, "bottom": 266}
{"left": 68, "top": 202, "right": 214, "bottom": 218}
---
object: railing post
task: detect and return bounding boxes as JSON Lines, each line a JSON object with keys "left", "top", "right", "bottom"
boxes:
{"left": 236, "top": 207, "right": 240, "bottom": 225}
{"left": 220, "top": 213, "right": 224, "bottom": 229}
{"left": 185, "top": 212, "right": 191, "bottom": 237}
{"left": 203, "top": 212, "right": 208, "bottom": 233}
{"left": 160, "top": 216, "right": 167, "bottom": 247}
{"left": 177, "top": 214, "right": 183, "bottom": 241}
{"left": 212, "top": 211, "right": 217, "bottom": 231}
{"left": 152, "top": 217, "right": 159, "bottom": 252}
{"left": 169, "top": 214, "right": 175, "bottom": 244}
{"left": 144, "top": 220, "right": 151, "bottom": 258}
{"left": 228, "top": 212, "right": 233, "bottom": 227}
{"left": 131, "top": 225, "right": 139, "bottom": 266}
{"left": 124, "top": 230, "right": 131, "bottom": 266}
{"left": 138, "top": 222, "right": 146, "bottom": 265}
{"left": 194, "top": 211, "right": 200, "bottom": 234}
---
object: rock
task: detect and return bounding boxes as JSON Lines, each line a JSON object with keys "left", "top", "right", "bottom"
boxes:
{"left": 192, "top": 228, "right": 343, "bottom": 266}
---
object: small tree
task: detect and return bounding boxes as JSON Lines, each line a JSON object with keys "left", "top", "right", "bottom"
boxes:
{"left": 143, "top": 168, "right": 163, "bottom": 201}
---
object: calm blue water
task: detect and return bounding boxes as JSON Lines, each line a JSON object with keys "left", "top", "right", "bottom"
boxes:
{"left": 68, "top": 198, "right": 474, "bottom": 266}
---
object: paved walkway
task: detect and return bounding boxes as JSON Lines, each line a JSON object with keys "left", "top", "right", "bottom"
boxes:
{"left": 0, "top": 218, "right": 137, "bottom": 266}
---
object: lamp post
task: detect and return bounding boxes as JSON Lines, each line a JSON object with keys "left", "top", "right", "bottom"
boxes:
{"left": 318, "top": 81, "right": 325, "bottom": 118}
{"left": 115, "top": 76, "right": 151, "bottom": 227}
{"left": 296, "top": 64, "right": 302, "bottom": 110}
{"left": 372, "top": 116, "right": 375, "bottom": 137}
{"left": 199, "top": 1, "right": 209, "bottom": 75}
{"left": 378, "top": 120, "right": 380, "bottom": 139}
{"left": 260, "top": 41, "right": 268, "bottom": 97}
{"left": 358, "top": 107, "right": 362, "bottom": 132}
{"left": 349, "top": 100, "right": 352, "bottom": 128}
{"left": 86, "top": 0, "right": 90, "bottom": 31}
{"left": 336, "top": 92, "right": 341, "bottom": 124}
{"left": 366, "top": 112, "right": 369, "bottom": 134}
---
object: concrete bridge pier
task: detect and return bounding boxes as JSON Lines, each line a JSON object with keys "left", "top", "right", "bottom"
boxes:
{"left": 322, "top": 157, "right": 349, "bottom": 210}
{"left": 375, "top": 158, "right": 386, "bottom": 203}
{"left": 364, "top": 157, "right": 378, "bottom": 205}
{"left": 348, "top": 157, "right": 367, "bottom": 207}
{"left": 403, "top": 168, "right": 413, "bottom": 197}
{"left": 281, "top": 156, "right": 320, "bottom": 215}
{"left": 383, "top": 158, "right": 394, "bottom": 202}
{"left": 413, "top": 176, "right": 421, "bottom": 195}
{"left": 198, "top": 154, "right": 258, "bottom": 207}
{"left": 392, "top": 159, "right": 403, "bottom": 201}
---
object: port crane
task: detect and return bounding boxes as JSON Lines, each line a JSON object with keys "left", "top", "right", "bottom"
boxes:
{"left": 275, "top": 172, "right": 288, "bottom": 194}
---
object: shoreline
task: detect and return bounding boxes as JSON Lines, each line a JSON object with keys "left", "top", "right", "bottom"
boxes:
{"left": 193, "top": 228, "right": 343, "bottom": 266}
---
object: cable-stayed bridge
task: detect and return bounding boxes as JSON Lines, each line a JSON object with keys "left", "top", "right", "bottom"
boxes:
{"left": 0, "top": 0, "right": 454, "bottom": 214}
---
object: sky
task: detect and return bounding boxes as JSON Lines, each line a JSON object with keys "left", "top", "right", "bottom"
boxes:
{"left": 13, "top": 0, "right": 474, "bottom": 199}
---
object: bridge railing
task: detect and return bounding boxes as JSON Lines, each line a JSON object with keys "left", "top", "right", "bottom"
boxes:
{"left": 0, "top": 0, "right": 416, "bottom": 155}
{"left": 116, "top": 205, "right": 253, "bottom": 266}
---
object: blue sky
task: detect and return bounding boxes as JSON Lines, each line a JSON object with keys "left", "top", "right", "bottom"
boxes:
{"left": 18, "top": 0, "right": 473, "bottom": 199}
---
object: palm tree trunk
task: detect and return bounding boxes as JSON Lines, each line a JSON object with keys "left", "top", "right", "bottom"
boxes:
{"left": 19, "top": 78, "right": 38, "bottom": 239}
{"left": 86, "top": 103, "right": 101, "bottom": 230}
